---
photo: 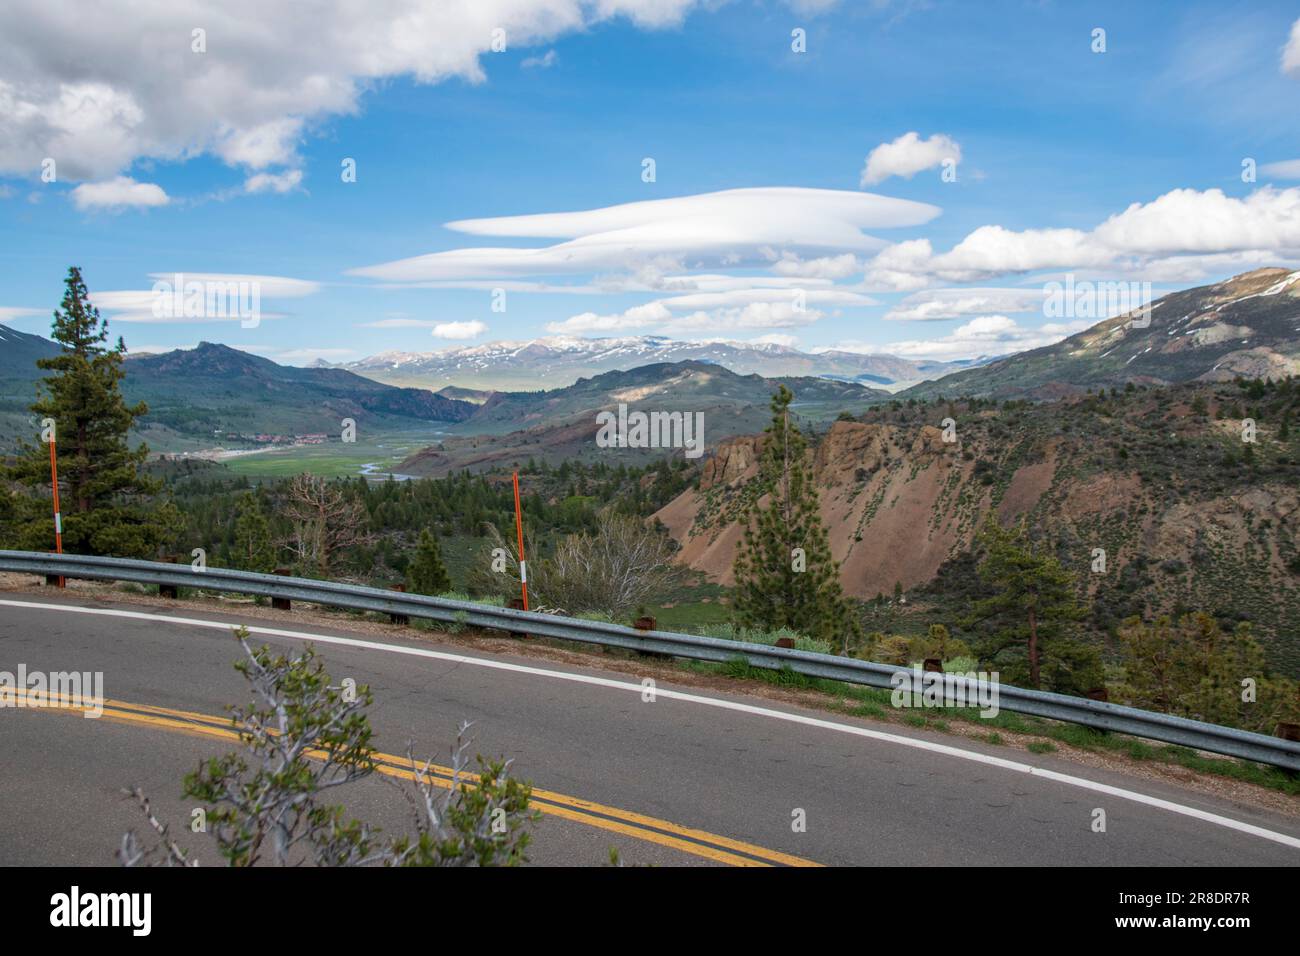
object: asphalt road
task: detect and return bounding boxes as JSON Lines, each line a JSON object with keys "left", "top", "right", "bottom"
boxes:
{"left": 2, "top": 592, "right": 1298, "bottom": 867}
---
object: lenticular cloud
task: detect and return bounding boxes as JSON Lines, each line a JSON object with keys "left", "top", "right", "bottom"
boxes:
{"left": 350, "top": 187, "right": 942, "bottom": 281}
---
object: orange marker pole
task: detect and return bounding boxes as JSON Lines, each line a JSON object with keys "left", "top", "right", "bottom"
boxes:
{"left": 512, "top": 470, "right": 529, "bottom": 612}
{"left": 48, "top": 435, "right": 65, "bottom": 587}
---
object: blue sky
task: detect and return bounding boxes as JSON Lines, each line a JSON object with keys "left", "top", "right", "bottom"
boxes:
{"left": 2, "top": 0, "right": 1299, "bottom": 366}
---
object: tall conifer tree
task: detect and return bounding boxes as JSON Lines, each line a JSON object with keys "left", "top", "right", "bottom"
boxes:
{"left": 731, "top": 385, "right": 860, "bottom": 649}
{"left": 8, "top": 267, "right": 174, "bottom": 556}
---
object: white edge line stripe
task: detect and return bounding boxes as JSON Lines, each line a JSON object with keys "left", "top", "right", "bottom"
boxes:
{"left": 3, "top": 597, "right": 1298, "bottom": 851}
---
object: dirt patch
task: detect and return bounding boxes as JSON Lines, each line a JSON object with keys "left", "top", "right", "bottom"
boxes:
{"left": 996, "top": 445, "right": 1057, "bottom": 521}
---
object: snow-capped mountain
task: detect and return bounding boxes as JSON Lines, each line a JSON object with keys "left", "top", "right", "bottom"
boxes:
{"left": 334, "top": 335, "right": 979, "bottom": 392}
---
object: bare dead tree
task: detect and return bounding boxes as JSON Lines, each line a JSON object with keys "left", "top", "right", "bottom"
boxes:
{"left": 469, "top": 515, "right": 683, "bottom": 618}
{"left": 542, "top": 514, "right": 684, "bottom": 617}
{"left": 278, "top": 473, "right": 373, "bottom": 577}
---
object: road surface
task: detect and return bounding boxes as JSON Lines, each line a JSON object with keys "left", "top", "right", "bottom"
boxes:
{"left": 1, "top": 592, "right": 1297, "bottom": 866}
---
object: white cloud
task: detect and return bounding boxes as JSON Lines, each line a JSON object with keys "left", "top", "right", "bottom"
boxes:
{"left": 656, "top": 274, "right": 833, "bottom": 292}
{"left": 91, "top": 273, "right": 318, "bottom": 322}
{"left": 0, "top": 307, "right": 45, "bottom": 324}
{"left": 547, "top": 301, "right": 673, "bottom": 334}
{"left": 244, "top": 168, "right": 304, "bottom": 194}
{"left": 522, "top": 49, "right": 559, "bottom": 68}
{"left": 216, "top": 118, "right": 303, "bottom": 171}
{"left": 750, "top": 333, "right": 799, "bottom": 348}
{"left": 70, "top": 176, "right": 169, "bottom": 211}
{"left": 1093, "top": 187, "right": 1300, "bottom": 255}
{"left": 544, "top": 285, "right": 870, "bottom": 335}
{"left": 352, "top": 187, "right": 939, "bottom": 281}
{"left": 884, "top": 287, "right": 1042, "bottom": 321}
{"left": 866, "top": 186, "right": 1300, "bottom": 286}
{"left": 657, "top": 287, "right": 875, "bottom": 310}
{"left": 661, "top": 302, "right": 824, "bottom": 335}
{"left": 860, "top": 132, "right": 962, "bottom": 187}
{"left": 834, "top": 315, "right": 1091, "bottom": 362}
{"left": 149, "top": 273, "right": 319, "bottom": 298}
{"left": 0, "top": 1, "right": 710, "bottom": 181}
{"left": 1283, "top": 18, "right": 1300, "bottom": 78}
{"left": 1260, "top": 159, "right": 1300, "bottom": 179}
{"left": 768, "top": 252, "right": 863, "bottom": 279}
{"left": 431, "top": 320, "right": 488, "bottom": 339}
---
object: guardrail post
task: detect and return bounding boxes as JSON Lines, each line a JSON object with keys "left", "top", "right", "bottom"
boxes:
{"left": 45, "top": 550, "right": 64, "bottom": 589}
{"left": 158, "top": 555, "right": 179, "bottom": 599}
{"left": 635, "top": 614, "right": 670, "bottom": 659}
{"left": 271, "top": 569, "right": 292, "bottom": 610}
{"left": 506, "top": 598, "right": 529, "bottom": 639}
{"left": 389, "top": 584, "right": 410, "bottom": 625}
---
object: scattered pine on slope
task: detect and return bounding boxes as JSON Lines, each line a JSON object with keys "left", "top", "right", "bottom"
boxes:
{"left": 656, "top": 377, "right": 1300, "bottom": 674}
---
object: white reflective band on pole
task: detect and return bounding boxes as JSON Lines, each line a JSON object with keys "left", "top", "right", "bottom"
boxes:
{"left": 54, "top": 514, "right": 61, "bottom": 534}
{"left": 519, "top": 560, "right": 527, "bottom": 584}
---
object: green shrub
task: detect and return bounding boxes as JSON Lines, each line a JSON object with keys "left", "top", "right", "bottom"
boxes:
{"left": 697, "top": 622, "right": 832, "bottom": 655}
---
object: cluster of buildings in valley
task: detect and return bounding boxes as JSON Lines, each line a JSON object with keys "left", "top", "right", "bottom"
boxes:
{"left": 156, "top": 432, "right": 333, "bottom": 463}
{"left": 231, "top": 432, "right": 330, "bottom": 445}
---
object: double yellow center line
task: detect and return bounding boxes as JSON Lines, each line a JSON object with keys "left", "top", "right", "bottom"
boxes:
{"left": 4, "top": 688, "right": 820, "bottom": 867}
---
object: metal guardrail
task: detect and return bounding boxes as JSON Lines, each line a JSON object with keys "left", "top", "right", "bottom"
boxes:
{"left": 2, "top": 549, "right": 1298, "bottom": 772}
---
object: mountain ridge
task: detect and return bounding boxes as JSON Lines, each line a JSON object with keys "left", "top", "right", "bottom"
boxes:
{"left": 0, "top": 336, "right": 476, "bottom": 451}
{"left": 333, "top": 334, "right": 990, "bottom": 392}
{"left": 395, "top": 360, "right": 891, "bottom": 475}
{"left": 898, "top": 268, "right": 1300, "bottom": 401}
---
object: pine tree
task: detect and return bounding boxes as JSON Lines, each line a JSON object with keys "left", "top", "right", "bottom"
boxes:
{"left": 731, "top": 385, "right": 861, "bottom": 650}
{"left": 232, "top": 493, "right": 276, "bottom": 573}
{"left": 1118, "top": 613, "right": 1298, "bottom": 732}
{"left": 7, "top": 267, "right": 175, "bottom": 557}
{"left": 408, "top": 529, "right": 451, "bottom": 595}
{"left": 965, "top": 518, "right": 1099, "bottom": 692}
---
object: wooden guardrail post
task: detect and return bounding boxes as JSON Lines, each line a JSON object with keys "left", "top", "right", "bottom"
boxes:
{"left": 158, "top": 555, "right": 179, "bottom": 599}
{"left": 45, "top": 550, "right": 64, "bottom": 588}
{"left": 635, "top": 614, "right": 670, "bottom": 659}
{"left": 271, "top": 569, "right": 292, "bottom": 610}
{"left": 388, "top": 584, "right": 410, "bottom": 625}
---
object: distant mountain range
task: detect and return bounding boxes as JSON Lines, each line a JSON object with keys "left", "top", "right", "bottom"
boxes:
{"left": 332, "top": 336, "right": 993, "bottom": 392}
{"left": 396, "top": 361, "right": 889, "bottom": 475}
{"left": 900, "top": 268, "right": 1300, "bottom": 401}
{"left": 123, "top": 343, "right": 475, "bottom": 437}
{"left": 3, "top": 268, "right": 1295, "bottom": 456}
{"left": 0, "top": 336, "right": 475, "bottom": 451}
{"left": 0, "top": 324, "right": 62, "bottom": 449}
